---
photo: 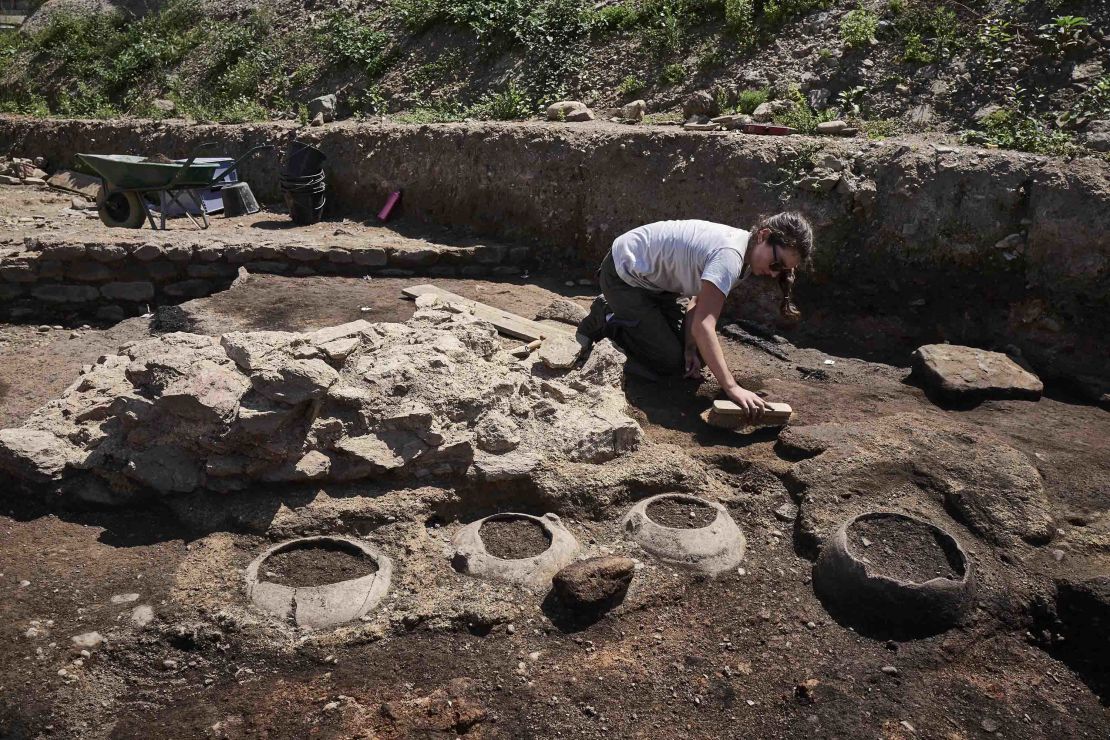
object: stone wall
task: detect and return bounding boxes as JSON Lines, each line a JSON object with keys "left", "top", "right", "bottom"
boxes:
{"left": 0, "top": 234, "right": 525, "bottom": 321}
{"left": 1, "top": 116, "right": 1108, "bottom": 389}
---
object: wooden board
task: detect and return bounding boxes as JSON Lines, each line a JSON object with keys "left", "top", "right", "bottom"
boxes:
{"left": 402, "top": 284, "right": 574, "bottom": 342}
{"left": 712, "top": 399, "right": 793, "bottom": 422}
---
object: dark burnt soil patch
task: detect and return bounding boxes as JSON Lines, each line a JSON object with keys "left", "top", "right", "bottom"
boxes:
{"left": 262, "top": 542, "right": 378, "bottom": 587}
{"left": 848, "top": 516, "right": 964, "bottom": 583}
{"left": 647, "top": 497, "right": 717, "bottom": 528}
{"left": 480, "top": 517, "right": 550, "bottom": 559}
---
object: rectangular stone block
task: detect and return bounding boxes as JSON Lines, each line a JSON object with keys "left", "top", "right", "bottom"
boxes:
{"left": 32, "top": 284, "right": 100, "bottom": 303}
{"left": 474, "top": 244, "right": 507, "bottom": 264}
{"left": 39, "top": 242, "right": 87, "bottom": 261}
{"left": 389, "top": 248, "right": 440, "bottom": 268}
{"left": 66, "top": 261, "right": 115, "bottom": 282}
{"left": 245, "top": 261, "right": 290, "bottom": 274}
{"left": 101, "top": 281, "right": 155, "bottom": 302}
{"left": 163, "top": 279, "right": 215, "bottom": 298}
{"left": 350, "top": 247, "right": 387, "bottom": 267}
{"left": 0, "top": 262, "right": 38, "bottom": 283}
{"left": 87, "top": 243, "right": 130, "bottom": 262}
{"left": 186, "top": 263, "right": 238, "bottom": 279}
{"left": 145, "top": 261, "right": 179, "bottom": 282}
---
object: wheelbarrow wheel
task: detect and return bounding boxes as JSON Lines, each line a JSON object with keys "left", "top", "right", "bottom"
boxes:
{"left": 96, "top": 186, "right": 146, "bottom": 229}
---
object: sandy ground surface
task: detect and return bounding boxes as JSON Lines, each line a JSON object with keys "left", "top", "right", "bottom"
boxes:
{"left": 0, "top": 182, "right": 525, "bottom": 258}
{"left": 0, "top": 269, "right": 1108, "bottom": 738}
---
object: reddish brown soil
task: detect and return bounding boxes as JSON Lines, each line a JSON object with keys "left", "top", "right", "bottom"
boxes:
{"left": 479, "top": 517, "right": 551, "bottom": 560}
{"left": 0, "top": 270, "right": 1108, "bottom": 739}
{"left": 646, "top": 497, "right": 716, "bottom": 529}
{"left": 263, "top": 543, "right": 379, "bottom": 588}
{"left": 848, "top": 516, "right": 964, "bottom": 583}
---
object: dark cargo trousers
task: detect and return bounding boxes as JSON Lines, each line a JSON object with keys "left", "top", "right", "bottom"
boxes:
{"left": 598, "top": 252, "right": 687, "bottom": 376}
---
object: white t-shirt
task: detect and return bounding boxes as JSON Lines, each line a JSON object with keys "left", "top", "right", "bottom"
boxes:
{"left": 611, "top": 219, "right": 750, "bottom": 298}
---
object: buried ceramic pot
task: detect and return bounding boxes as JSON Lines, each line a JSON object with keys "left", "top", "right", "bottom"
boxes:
{"left": 451, "top": 512, "right": 579, "bottom": 590}
{"left": 621, "top": 493, "right": 746, "bottom": 576}
{"left": 813, "top": 511, "right": 976, "bottom": 634}
{"left": 245, "top": 535, "right": 392, "bottom": 629}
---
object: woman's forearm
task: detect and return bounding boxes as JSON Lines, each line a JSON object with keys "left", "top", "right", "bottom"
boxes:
{"left": 684, "top": 297, "right": 698, "bottom": 346}
{"left": 693, "top": 320, "right": 737, "bottom": 390}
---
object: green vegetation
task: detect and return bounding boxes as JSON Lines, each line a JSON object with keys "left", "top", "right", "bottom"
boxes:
{"left": 660, "top": 63, "right": 687, "bottom": 86}
{"left": 469, "top": 81, "right": 532, "bottom": 120}
{"left": 973, "top": 16, "right": 1015, "bottom": 69}
{"left": 318, "top": 11, "right": 394, "bottom": 78}
{"left": 889, "top": 0, "right": 963, "bottom": 65}
{"left": 1037, "top": 15, "right": 1090, "bottom": 55}
{"left": 0, "top": 1, "right": 321, "bottom": 121}
{"left": 617, "top": 75, "right": 646, "bottom": 97}
{"left": 736, "top": 87, "right": 769, "bottom": 114}
{"left": 840, "top": 8, "right": 879, "bottom": 49}
{"left": 772, "top": 86, "right": 836, "bottom": 134}
{"left": 723, "top": 0, "right": 755, "bottom": 43}
{"left": 969, "top": 108, "right": 1078, "bottom": 156}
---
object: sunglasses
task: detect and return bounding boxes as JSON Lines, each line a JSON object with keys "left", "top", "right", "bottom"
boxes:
{"left": 769, "top": 242, "right": 786, "bottom": 275}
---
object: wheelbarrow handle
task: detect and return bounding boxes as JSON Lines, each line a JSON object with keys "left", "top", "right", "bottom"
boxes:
{"left": 220, "top": 144, "right": 278, "bottom": 182}
{"left": 164, "top": 141, "right": 220, "bottom": 191}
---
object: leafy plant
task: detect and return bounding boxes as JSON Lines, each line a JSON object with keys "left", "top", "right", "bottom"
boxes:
{"left": 969, "top": 108, "right": 1077, "bottom": 156}
{"left": 660, "top": 63, "right": 686, "bottom": 86}
{"left": 974, "top": 16, "right": 1015, "bottom": 69}
{"left": 1037, "top": 15, "right": 1090, "bottom": 55}
{"left": 890, "top": 1, "right": 963, "bottom": 63}
{"left": 588, "top": 3, "right": 640, "bottom": 36}
{"left": 618, "top": 74, "right": 646, "bottom": 97}
{"left": 836, "top": 85, "right": 867, "bottom": 116}
{"left": 724, "top": 0, "right": 755, "bottom": 43}
{"left": 319, "top": 12, "right": 394, "bottom": 78}
{"left": 902, "top": 32, "right": 931, "bottom": 63}
{"left": 1060, "top": 76, "right": 1110, "bottom": 127}
{"left": 773, "top": 86, "right": 836, "bottom": 134}
{"left": 736, "top": 87, "right": 769, "bottom": 114}
{"left": 840, "top": 8, "right": 879, "bottom": 49}
{"left": 469, "top": 81, "right": 531, "bottom": 119}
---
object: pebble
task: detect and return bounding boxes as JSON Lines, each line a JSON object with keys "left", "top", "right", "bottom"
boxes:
{"left": 110, "top": 593, "right": 140, "bottom": 604}
{"left": 881, "top": 665, "right": 899, "bottom": 675}
{"left": 981, "top": 718, "right": 1000, "bottom": 732}
{"left": 323, "top": 701, "right": 339, "bottom": 712}
{"left": 506, "top": 623, "right": 516, "bottom": 634}
{"left": 162, "top": 659, "right": 178, "bottom": 670}
{"left": 564, "top": 280, "right": 575, "bottom": 287}
{"left": 861, "top": 536, "right": 872, "bottom": 547}
{"left": 37, "top": 325, "right": 51, "bottom": 333}
{"left": 900, "top": 720, "right": 915, "bottom": 732}
{"left": 71, "top": 631, "right": 105, "bottom": 650}
{"left": 1051, "top": 549, "right": 1065, "bottom": 562}
{"left": 18, "top": 580, "right": 30, "bottom": 587}
{"left": 130, "top": 605, "right": 154, "bottom": 628}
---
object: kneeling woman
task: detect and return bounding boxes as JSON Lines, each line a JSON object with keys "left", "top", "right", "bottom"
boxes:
{"left": 579, "top": 213, "right": 814, "bottom": 417}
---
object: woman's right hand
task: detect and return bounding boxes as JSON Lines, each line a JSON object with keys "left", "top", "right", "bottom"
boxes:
{"left": 724, "top": 385, "right": 768, "bottom": 421}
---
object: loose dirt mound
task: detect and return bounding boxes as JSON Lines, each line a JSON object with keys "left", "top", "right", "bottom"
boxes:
{"left": 847, "top": 515, "right": 963, "bottom": 583}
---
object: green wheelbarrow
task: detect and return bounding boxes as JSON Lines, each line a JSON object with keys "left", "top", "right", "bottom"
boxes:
{"left": 76, "top": 141, "right": 274, "bottom": 230}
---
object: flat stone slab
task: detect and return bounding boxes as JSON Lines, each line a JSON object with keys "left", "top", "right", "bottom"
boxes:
{"left": 912, "top": 344, "right": 1043, "bottom": 403}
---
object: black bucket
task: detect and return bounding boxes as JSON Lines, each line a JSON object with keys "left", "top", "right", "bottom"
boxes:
{"left": 283, "top": 141, "right": 327, "bottom": 178}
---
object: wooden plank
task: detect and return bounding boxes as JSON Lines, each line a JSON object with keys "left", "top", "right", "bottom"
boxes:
{"left": 402, "top": 284, "right": 574, "bottom": 342}
{"left": 712, "top": 399, "right": 793, "bottom": 422}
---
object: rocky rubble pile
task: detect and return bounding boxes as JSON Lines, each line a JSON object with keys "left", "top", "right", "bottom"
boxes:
{"left": 0, "top": 155, "right": 48, "bottom": 185}
{"left": 0, "top": 303, "right": 642, "bottom": 500}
